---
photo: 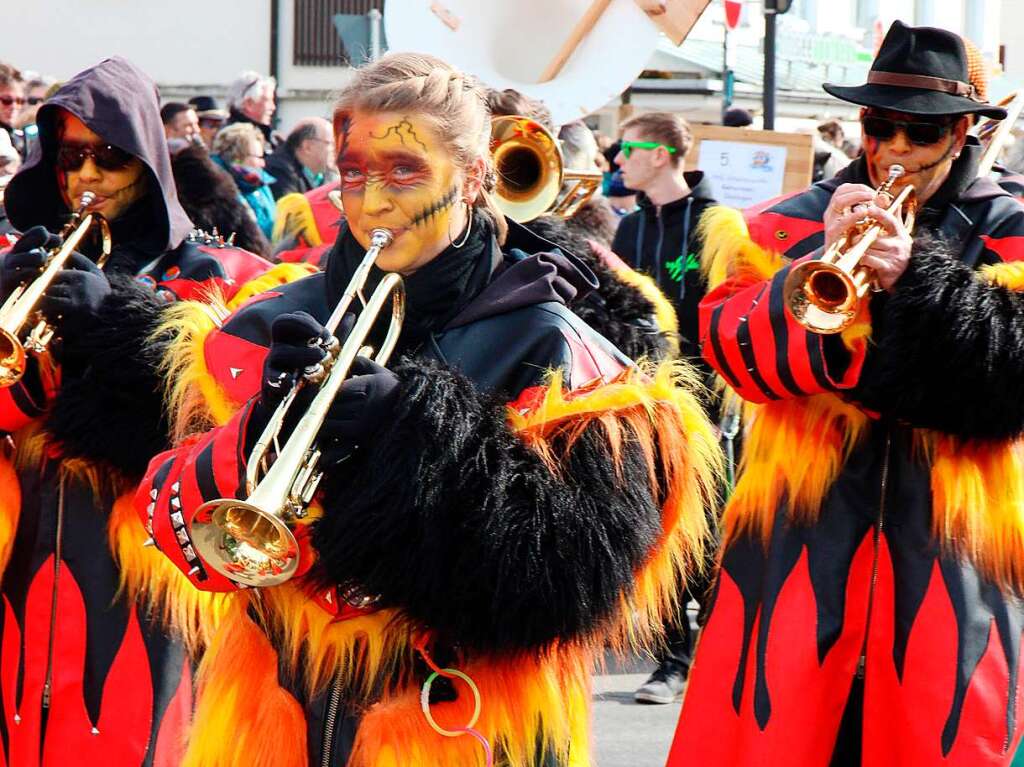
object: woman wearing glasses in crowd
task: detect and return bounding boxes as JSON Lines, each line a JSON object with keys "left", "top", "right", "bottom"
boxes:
{"left": 0, "top": 63, "right": 25, "bottom": 160}
{"left": 137, "top": 51, "right": 720, "bottom": 767}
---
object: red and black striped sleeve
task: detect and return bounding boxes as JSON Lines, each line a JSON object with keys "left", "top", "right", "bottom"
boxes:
{"left": 135, "top": 401, "right": 262, "bottom": 593}
{"left": 699, "top": 255, "right": 866, "bottom": 403}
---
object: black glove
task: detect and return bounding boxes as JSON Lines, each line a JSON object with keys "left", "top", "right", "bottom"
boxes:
{"left": 260, "top": 311, "right": 338, "bottom": 405}
{"left": 0, "top": 226, "right": 60, "bottom": 303}
{"left": 319, "top": 355, "right": 401, "bottom": 465}
{"left": 39, "top": 252, "right": 111, "bottom": 331}
{"left": 247, "top": 311, "right": 356, "bottom": 451}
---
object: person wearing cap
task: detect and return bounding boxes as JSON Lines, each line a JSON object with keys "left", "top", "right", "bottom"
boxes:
{"left": 188, "top": 95, "right": 228, "bottom": 150}
{"left": 667, "top": 21, "right": 1024, "bottom": 766}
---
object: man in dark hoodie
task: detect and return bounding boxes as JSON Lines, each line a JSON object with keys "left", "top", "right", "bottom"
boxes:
{"left": 611, "top": 111, "right": 719, "bottom": 704}
{"left": 0, "top": 56, "right": 285, "bottom": 765}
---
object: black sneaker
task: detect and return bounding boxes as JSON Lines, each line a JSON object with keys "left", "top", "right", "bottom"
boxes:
{"left": 634, "top": 660, "right": 688, "bottom": 704}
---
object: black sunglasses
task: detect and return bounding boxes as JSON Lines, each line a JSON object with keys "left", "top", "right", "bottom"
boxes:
{"left": 56, "top": 142, "right": 134, "bottom": 172}
{"left": 26, "top": 97, "right": 43, "bottom": 106}
{"left": 861, "top": 115, "right": 954, "bottom": 146}
{"left": 0, "top": 96, "right": 24, "bottom": 107}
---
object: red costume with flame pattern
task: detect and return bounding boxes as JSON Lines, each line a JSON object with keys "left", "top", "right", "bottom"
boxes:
{"left": 668, "top": 135, "right": 1024, "bottom": 765}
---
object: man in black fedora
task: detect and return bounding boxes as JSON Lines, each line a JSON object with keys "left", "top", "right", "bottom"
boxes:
{"left": 666, "top": 20, "right": 1024, "bottom": 767}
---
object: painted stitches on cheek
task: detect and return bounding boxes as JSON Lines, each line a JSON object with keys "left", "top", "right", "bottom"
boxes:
{"left": 410, "top": 185, "right": 459, "bottom": 228}
{"left": 370, "top": 117, "right": 429, "bottom": 152}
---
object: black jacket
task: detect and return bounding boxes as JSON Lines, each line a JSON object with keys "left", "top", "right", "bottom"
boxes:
{"left": 227, "top": 108, "right": 283, "bottom": 150}
{"left": 265, "top": 143, "right": 314, "bottom": 200}
{"left": 611, "top": 171, "right": 718, "bottom": 359}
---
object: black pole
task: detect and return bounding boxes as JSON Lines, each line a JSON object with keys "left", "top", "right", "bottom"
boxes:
{"left": 763, "top": 6, "right": 776, "bottom": 130}
{"left": 722, "top": 26, "right": 730, "bottom": 121}
{"left": 270, "top": 0, "right": 280, "bottom": 130}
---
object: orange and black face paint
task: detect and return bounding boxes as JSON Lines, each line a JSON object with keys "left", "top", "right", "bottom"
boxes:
{"left": 335, "top": 110, "right": 470, "bottom": 275}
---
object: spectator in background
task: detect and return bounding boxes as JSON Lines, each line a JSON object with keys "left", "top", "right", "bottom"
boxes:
{"left": 722, "top": 106, "right": 754, "bottom": 127}
{"left": 557, "top": 119, "right": 619, "bottom": 247}
{"left": 170, "top": 141, "right": 271, "bottom": 257}
{"left": 189, "top": 95, "right": 229, "bottom": 150}
{"left": 819, "top": 117, "right": 858, "bottom": 158}
{"left": 0, "top": 64, "right": 25, "bottom": 159}
{"left": 15, "top": 74, "right": 54, "bottom": 157}
{"left": 160, "top": 101, "right": 200, "bottom": 143}
{"left": 226, "top": 70, "right": 281, "bottom": 149}
{"left": 212, "top": 121, "right": 276, "bottom": 239}
{"left": 812, "top": 122, "right": 852, "bottom": 181}
{"left": 606, "top": 168, "right": 637, "bottom": 215}
{"left": 265, "top": 116, "right": 334, "bottom": 199}
{"left": 485, "top": 87, "right": 554, "bottom": 132}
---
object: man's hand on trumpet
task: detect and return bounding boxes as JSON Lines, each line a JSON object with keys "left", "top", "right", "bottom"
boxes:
{"left": 823, "top": 182, "right": 913, "bottom": 291}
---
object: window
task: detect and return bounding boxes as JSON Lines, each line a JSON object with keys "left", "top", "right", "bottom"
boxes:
{"left": 293, "top": 0, "right": 384, "bottom": 66}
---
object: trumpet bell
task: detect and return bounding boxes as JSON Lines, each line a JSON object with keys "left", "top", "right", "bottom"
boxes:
{"left": 491, "top": 116, "right": 563, "bottom": 222}
{"left": 190, "top": 499, "right": 300, "bottom": 587}
{"left": 0, "top": 329, "right": 26, "bottom": 387}
{"left": 782, "top": 260, "right": 864, "bottom": 335}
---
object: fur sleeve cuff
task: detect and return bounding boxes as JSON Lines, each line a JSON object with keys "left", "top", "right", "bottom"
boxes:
{"left": 851, "top": 245, "right": 1024, "bottom": 440}
{"left": 312, "top": 359, "right": 719, "bottom": 654}
{"left": 46, "top": 275, "right": 171, "bottom": 479}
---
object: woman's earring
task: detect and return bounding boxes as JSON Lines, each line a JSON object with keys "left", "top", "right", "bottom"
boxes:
{"left": 451, "top": 201, "right": 473, "bottom": 249}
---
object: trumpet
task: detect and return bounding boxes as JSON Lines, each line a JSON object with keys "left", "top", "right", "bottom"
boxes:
{"left": 783, "top": 165, "right": 917, "bottom": 334}
{"left": 0, "top": 191, "right": 111, "bottom": 386}
{"left": 189, "top": 228, "right": 404, "bottom": 587}
{"left": 491, "top": 115, "right": 603, "bottom": 222}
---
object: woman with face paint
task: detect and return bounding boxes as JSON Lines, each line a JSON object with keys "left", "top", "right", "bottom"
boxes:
{"left": 137, "top": 53, "right": 721, "bottom": 767}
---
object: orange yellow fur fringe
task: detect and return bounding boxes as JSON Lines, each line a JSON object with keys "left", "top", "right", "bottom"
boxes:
{"left": 509, "top": 361, "right": 722, "bottom": 652}
{"left": 607, "top": 263, "right": 680, "bottom": 355}
{"left": 701, "top": 205, "right": 1024, "bottom": 594}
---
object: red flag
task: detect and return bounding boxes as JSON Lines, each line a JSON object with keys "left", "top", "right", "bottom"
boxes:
{"left": 724, "top": 0, "right": 742, "bottom": 30}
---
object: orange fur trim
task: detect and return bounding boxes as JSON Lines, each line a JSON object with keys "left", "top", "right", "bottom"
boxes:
{"left": 155, "top": 299, "right": 236, "bottom": 441}
{"left": 226, "top": 262, "right": 317, "bottom": 310}
{"left": 109, "top": 494, "right": 229, "bottom": 653}
{"left": 922, "top": 433, "right": 1024, "bottom": 593}
{"left": 350, "top": 648, "right": 594, "bottom": 767}
{"left": 183, "top": 601, "right": 307, "bottom": 767}
{"left": 980, "top": 260, "right": 1024, "bottom": 291}
{"left": 156, "top": 263, "right": 315, "bottom": 441}
{"left": 258, "top": 583, "right": 414, "bottom": 697}
{"left": 607, "top": 263, "right": 680, "bottom": 352}
{"left": 724, "top": 394, "right": 869, "bottom": 544}
{"left": 699, "top": 205, "right": 786, "bottom": 291}
{"left": 509, "top": 361, "right": 722, "bottom": 651}
{"left": 0, "top": 452, "right": 20, "bottom": 575}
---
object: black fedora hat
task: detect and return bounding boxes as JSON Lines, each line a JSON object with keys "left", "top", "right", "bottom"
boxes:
{"left": 823, "top": 21, "right": 1007, "bottom": 120}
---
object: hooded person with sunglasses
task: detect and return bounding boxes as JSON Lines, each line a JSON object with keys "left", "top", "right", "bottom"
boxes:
{"left": 667, "top": 21, "right": 1024, "bottom": 767}
{"left": 0, "top": 56, "right": 306, "bottom": 765}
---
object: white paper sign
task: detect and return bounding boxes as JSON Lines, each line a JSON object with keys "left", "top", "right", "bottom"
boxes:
{"left": 697, "top": 140, "right": 788, "bottom": 208}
